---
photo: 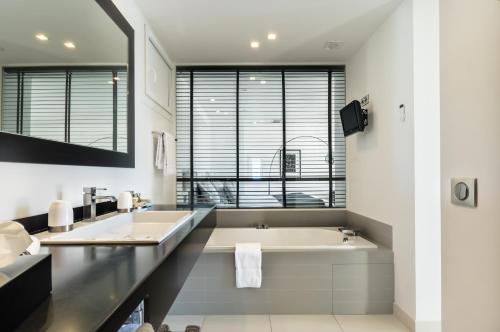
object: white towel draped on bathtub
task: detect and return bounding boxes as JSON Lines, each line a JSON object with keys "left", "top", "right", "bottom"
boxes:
{"left": 235, "top": 242, "right": 262, "bottom": 288}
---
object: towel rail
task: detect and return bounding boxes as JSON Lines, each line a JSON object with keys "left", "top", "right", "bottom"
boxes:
{"left": 152, "top": 131, "right": 177, "bottom": 141}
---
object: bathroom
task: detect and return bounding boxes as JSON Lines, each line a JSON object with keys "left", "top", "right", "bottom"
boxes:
{"left": 0, "top": 0, "right": 499, "bottom": 331}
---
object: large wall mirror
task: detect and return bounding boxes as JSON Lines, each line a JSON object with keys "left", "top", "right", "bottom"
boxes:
{"left": 0, "top": 0, "right": 135, "bottom": 167}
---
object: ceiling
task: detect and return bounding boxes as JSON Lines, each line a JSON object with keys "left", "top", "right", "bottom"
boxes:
{"left": 0, "top": 0, "right": 127, "bottom": 66}
{"left": 135, "top": 0, "right": 402, "bottom": 65}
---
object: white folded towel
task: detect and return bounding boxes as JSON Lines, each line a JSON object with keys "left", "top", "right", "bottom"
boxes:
{"left": 26, "top": 235, "right": 41, "bottom": 255}
{"left": 235, "top": 242, "right": 262, "bottom": 288}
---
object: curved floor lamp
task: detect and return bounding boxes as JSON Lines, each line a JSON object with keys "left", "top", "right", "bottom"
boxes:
{"left": 267, "top": 135, "right": 330, "bottom": 195}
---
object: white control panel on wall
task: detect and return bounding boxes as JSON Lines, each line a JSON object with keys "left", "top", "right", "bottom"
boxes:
{"left": 399, "top": 104, "right": 406, "bottom": 122}
{"left": 451, "top": 178, "right": 477, "bottom": 207}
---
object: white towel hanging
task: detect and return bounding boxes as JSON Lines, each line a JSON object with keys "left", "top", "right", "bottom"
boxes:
{"left": 235, "top": 242, "right": 262, "bottom": 288}
{"left": 154, "top": 131, "right": 167, "bottom": 176}
{"left": 154, "top": 131, "right": 175, "bottom": 176}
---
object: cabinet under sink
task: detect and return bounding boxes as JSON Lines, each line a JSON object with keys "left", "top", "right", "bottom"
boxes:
{"left": 36, "top": 210, "right": 196, "bottom": 245}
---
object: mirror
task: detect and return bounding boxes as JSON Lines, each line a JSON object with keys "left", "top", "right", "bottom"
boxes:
{"left": 0, "top": 0, "right": 134, "bottom": 167}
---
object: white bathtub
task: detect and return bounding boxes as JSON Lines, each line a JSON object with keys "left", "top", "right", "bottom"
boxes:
{"left": 205, "top": 227, "right": 378, "bottom": 252}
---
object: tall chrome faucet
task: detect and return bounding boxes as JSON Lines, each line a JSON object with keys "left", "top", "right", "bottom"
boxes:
{"left": 83, "top": 187, "right": 117, "bottom": 222}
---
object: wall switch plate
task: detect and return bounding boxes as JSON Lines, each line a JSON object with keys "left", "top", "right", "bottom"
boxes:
{"left": 451, "top": 178, "right": 477, "bottom": 207}
{"left": 360, "top": 94, "right": 370, "bottom": 107}
{"left": 399, "top": 104, "right": 406, "bottom": 122}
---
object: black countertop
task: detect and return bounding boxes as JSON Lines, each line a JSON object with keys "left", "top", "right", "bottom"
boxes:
{"left": 14, "top": 204, "right": 216, "bottom": 332}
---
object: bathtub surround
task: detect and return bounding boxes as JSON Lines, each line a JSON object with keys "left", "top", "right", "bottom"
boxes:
{"left": 207, "top": 228, "right": 377, "bottom": 251}
{"left": 169, "top": 249, "right": 394, "bottom": 315}
{"left": 216, "top": 209, "right": 392, "bottom": 249}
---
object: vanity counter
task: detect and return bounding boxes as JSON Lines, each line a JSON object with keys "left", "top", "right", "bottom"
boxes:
{"left": 14, "top": 204, "right": 216, "bottom": 332}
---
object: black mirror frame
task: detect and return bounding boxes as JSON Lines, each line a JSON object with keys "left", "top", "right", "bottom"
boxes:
{"left": 0, "top": 0, "right": 135, "bottom": 168}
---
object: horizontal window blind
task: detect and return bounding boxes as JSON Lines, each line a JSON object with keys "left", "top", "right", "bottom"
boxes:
{"left": 176, "top": 71, "right": 191, "bottom": 205}
{"left": 1, "top": 67, "right": 128, "bottom": 152}
{"left": 176, "top": 67, "right": 346, "bottom": 208}
{"left": 2, "top": 71, "right": 66, "bottom": 141}
{"left": 331, "top": 71, "right": 347, "bottom": 206}
{"left": 239, "top": 71, "right": 283, "bottom": 207}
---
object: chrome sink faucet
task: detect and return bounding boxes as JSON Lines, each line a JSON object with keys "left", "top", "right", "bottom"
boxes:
{"left": 83, "top": 187, "right": 117, "bottom": 222}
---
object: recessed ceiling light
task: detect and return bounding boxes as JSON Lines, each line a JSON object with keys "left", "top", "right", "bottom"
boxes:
{"left": 113, "top": 77, "right": 121, "bottom": 81}
{"left": 260, "top": 80, "right": 266, "bottom": 84}
{"left": 64, "top": 41, "right": 76, "bottom": 49}
{"left": 250, "top": 41, "right": 260, "bottom": 49}
{"left": 107, "top": 81, "right": 114, "bottom": 84}
{"left": 249, "top": 77, "right": 256, "bottom": 81}
{"left": 267, "top": 33, "right": 277, "bottom": 40}
{"left": 210, "top": 98, "right": 216, "bottom": 102}
{"left": 35, "top": 33, "right": 48, "bottom": 41}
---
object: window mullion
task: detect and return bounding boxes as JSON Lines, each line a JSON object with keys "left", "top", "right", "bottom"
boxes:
{"left": 189, "top": 70, "right": 194, "bottom": 207}
{"left": 236, "top": 70, "right": 240, "bottom": 208}
{"left": 328, "top": 70, "right": 333, "bottom": 208}
{"left": 112, "top": 70, "right": 118, "bottom": 151}
{"left": 281, "top": 69, "right": 287, "bottom": 208}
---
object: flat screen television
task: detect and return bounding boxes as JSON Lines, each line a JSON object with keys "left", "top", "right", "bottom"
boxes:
{"left": 339, "top": 100, "right": 368, "bottom": 137}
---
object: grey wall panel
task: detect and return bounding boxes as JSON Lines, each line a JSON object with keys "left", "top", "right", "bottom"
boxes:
{"left": 215, "top": 209, "right": 393, "bottom": 249}
{"left": 345, "top": 211, "right": 393, "bottom": 249}
{"left": 216, "top": 208, "right": 347, "bottom": 227}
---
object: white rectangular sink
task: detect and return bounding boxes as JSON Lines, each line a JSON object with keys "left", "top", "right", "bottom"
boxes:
{"left": 37, "top": 210, "right": 196, "bottom": 245}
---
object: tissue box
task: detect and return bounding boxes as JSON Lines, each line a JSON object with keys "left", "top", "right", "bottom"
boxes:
{"left": 0, "top": 254, "right": 51, "bottom": 331}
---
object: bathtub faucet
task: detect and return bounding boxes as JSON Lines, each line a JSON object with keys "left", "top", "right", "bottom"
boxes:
{"left": 339, "top": 227, "right": 360, "bottom": 243}
{"left": 256, "top": 223, "right": 270, "bottom": 230}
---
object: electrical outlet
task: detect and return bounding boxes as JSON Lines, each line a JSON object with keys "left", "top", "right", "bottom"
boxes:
{"left": 360, "top": 94, "right": 370, "bottom": 107}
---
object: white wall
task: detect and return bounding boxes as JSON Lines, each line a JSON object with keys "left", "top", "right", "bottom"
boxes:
{"left": 0, "top": 0, "right": 176, "bottom": 220}
{"left": 346, "top": 0, "right": 416, "bottom": 322}
{"left": 441, "top": 0, "right": 500, "bottom": 331}
{"left": 412, "top": 0, "right": 441, "bottom": 330}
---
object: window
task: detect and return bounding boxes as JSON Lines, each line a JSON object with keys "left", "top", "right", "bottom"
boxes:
{"left": 1, "top": 67, "right": 128, "bottom": 152}
{"left": 176, "top": 67, "right": 346, "bottom": 208}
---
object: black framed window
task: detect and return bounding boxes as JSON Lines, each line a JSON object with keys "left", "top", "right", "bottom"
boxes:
{"left": 176, "top": 66, "right": 346, "bottom": 208}
{"left": 1, "top": 67, "right": 128, "bottom": 152}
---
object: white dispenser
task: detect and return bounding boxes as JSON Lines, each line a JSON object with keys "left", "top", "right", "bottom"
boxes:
{"left": 117, "top": 191, "right": 133, "bottom": 213}
{"left": 48, "top": 200, "right": 74, "bottom": 233}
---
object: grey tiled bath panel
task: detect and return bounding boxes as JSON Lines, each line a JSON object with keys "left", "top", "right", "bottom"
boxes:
{"left": 168, "top": 249, "right": 394, "bottom": 315}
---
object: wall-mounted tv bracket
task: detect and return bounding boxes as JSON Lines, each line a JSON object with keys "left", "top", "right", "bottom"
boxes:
{"left": 360, "top": 94, "right": 370, "bottom": 107}
{"left": 361, "top": 108, "right": 368, "bottom": 129}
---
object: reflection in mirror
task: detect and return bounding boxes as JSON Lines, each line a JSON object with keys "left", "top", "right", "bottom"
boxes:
{"left": 0, "top": 0, "right": 129, "bottom": 153}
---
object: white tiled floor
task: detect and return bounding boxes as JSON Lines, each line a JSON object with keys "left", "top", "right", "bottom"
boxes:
{"left": 163, "top": 314, "right": 411, "bottom": 332}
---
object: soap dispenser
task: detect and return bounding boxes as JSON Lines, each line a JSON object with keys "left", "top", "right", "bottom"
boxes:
{"left": 117, "top": 191, "right": 133, "bottom": 213}
{"left": 48, "top": 200, "right": 74, "bottom": 232}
